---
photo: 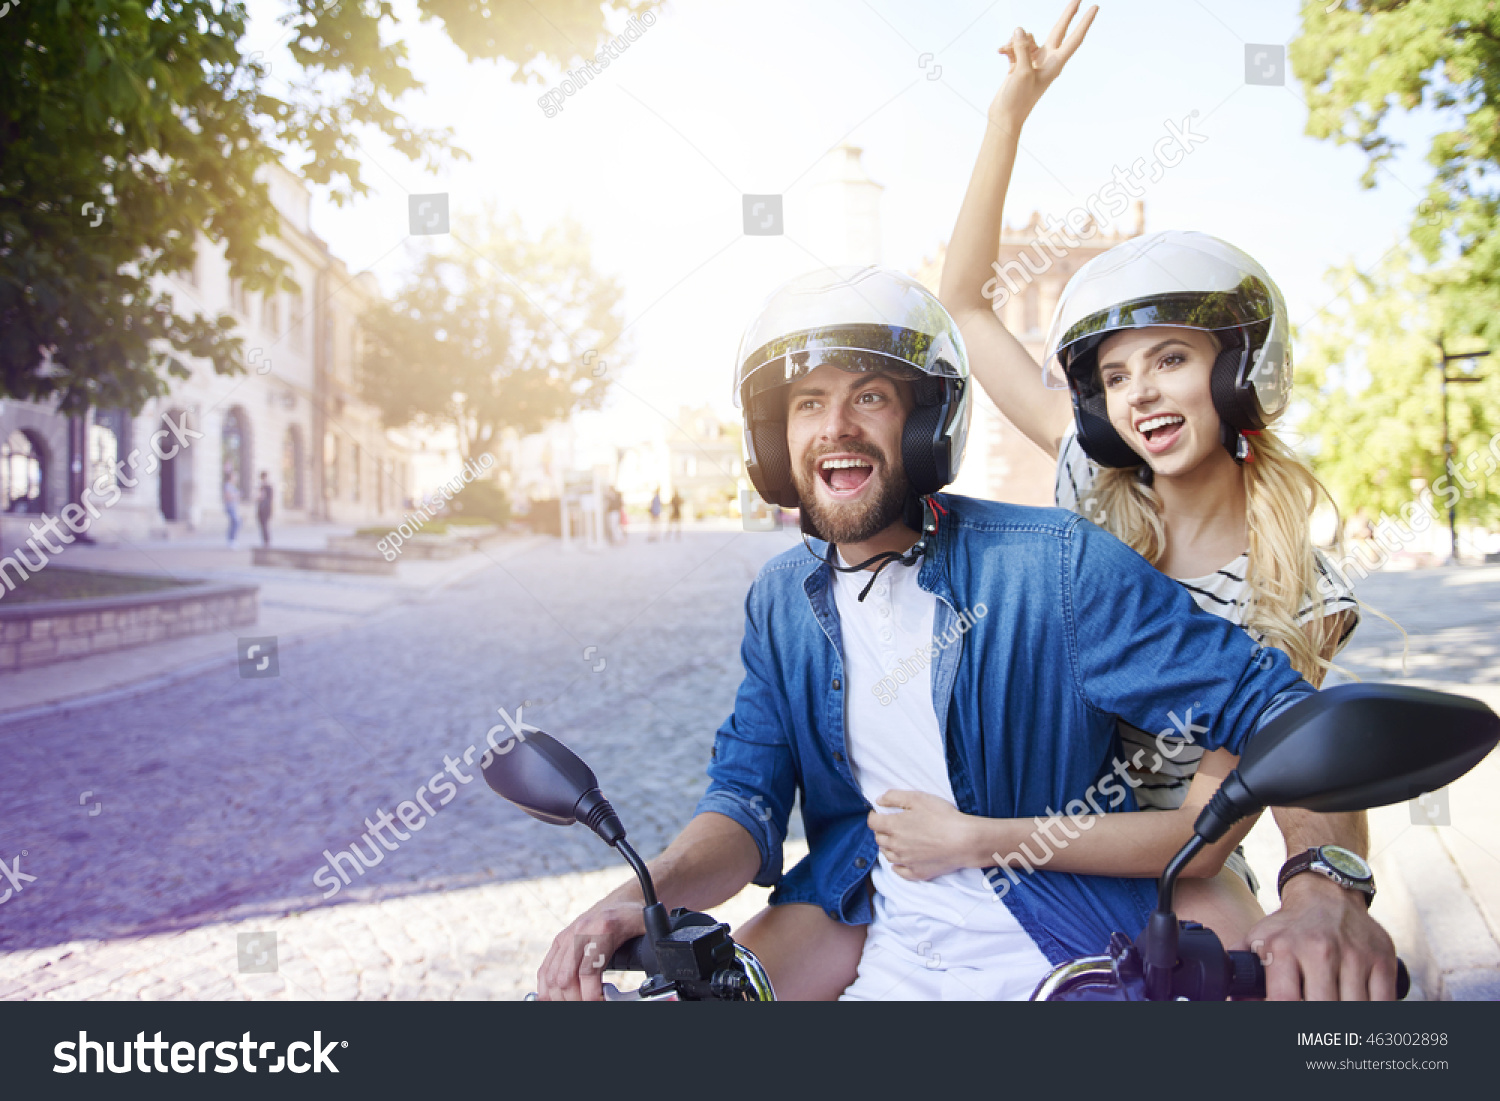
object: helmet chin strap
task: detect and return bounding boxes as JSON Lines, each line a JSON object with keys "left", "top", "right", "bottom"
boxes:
{"left": 801, "top": 496, "right": 944, "bottom": 601}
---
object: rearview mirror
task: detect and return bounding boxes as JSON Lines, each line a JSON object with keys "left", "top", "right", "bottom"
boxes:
{"left": 480, "top": 730, "right": 601, "bottom": 826}
{"left": 1197, "top": 684, "right": 1500, "bottom": 841}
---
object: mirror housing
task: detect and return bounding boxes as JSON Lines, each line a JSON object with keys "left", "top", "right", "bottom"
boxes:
{"left": 480, "top": 730, "right": 625, "bottom": 843}
{"left": 1195, "top": 684, "right": 1500, "bottom": 843}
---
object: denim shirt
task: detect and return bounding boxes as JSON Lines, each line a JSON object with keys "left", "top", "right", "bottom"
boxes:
{"left": 693, "top": 493, "right": 1313, "bottom": 966}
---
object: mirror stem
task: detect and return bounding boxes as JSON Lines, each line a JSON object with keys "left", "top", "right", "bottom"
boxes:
{"left": 615, "top": 838, "right": 659, "bottom": 908}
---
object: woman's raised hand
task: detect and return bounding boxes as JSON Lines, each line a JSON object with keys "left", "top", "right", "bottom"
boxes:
{"left": 991, "top": 0, "right": 1098, "bottom": 125}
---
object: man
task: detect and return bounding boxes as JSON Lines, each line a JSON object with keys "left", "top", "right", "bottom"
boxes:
{"left": 538, "top": 268, "right": 1397, "bottom": 1001}
{"left": 256, "top": 471, "right": 274, "bottom": 548}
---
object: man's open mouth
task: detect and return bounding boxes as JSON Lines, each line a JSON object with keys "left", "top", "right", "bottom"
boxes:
{"left": 818, "top": 456, "right": 875, "bottom": 498}
{"left": 1136, "top": 413, "right": 1185, "bottom": 454}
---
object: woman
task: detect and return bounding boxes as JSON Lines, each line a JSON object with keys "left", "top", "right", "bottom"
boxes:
{"left": 736, "top": 2, "right": 1368, "bottom": 999}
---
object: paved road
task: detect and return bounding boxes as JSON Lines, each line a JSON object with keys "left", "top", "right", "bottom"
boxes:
{"left": 1, "top": 531, "right": 1496, "bottom": 1001}
{"left": 0, "top": 527, "right": 804, "bottom": 1000}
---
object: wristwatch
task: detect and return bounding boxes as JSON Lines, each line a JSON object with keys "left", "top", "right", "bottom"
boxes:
{"left": 1277, "top": 845, "right": 1376, "bottom": 908}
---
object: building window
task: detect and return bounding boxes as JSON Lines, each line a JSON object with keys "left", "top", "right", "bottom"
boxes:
{"left": 229, "top": 278, "right": 248, "bottom": 316}
{"left": 283, "top": 425, "right": 305, "bottom": 510}
{"left": 290, "top": 294, "right": 307, "bottom": 351}
{"left": 2, "top": 430, "right": 46, "bottom": 514}
{"left": 222, "top": 407, "right": 251, "bottom": 498}
{"left": 94, "top": 409, "right": 133, "bottom": 493}
{"left": 324, "top": 432, "right": 339, "bottom": 498}
{"left": 351, "top": 443, "right": 361, "bottom": 503}
{"left": 88, "top": 420, "right": 118, "bottom": 494}
{"left": 264, "top": 293, "right": 281, "bottom": 336}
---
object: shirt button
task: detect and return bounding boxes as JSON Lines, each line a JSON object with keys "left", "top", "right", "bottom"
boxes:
{"left": 879, "top": 627, "right": 893, "bottom": 641}
{"left": 855, "top": 857, "right": 868, "bottom": 869}
{"left": 833, "top": 751, "right": 845, "bottom": 763}
{"left": 832, "top": 678, "right": 841, "bottom": 690}
{"left": 877, "top": 605, "right": 891, "bottom": 618}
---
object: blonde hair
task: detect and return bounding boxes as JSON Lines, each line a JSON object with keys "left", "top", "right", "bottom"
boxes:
{"left": 1089, "top": 430, "right": 1341, "bottom": 684}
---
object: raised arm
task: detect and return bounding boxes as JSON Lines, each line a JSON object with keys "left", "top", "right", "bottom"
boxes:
{"left": 939, "top": 4, "right": 1096, "bottom": 459}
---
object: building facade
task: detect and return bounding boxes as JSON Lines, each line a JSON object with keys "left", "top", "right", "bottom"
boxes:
{"left": 0, "top": 163, "right": 411, "bottom": 546}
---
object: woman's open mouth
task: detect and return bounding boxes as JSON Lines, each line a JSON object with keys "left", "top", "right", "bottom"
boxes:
{"left": 818, "top": 456, "right": 875, "bottom": 499}
{"left": 1136, "top": 413, "right": 1185, "bottom": 455}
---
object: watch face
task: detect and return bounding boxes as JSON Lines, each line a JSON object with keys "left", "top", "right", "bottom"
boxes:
{"left": 1320, "top": 846, "right": 1372, "bottom": 881}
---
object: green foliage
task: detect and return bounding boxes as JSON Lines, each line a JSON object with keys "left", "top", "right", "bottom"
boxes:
{"left": 359, "top": 207, "right": 623, "bottom": 457}
{"left": 1293, "top": 245, "right": 1500, "bottom": 527}
{"left": 1292, "top": 0, "right": 1500, "bottom": 350}
{"left": 0, "top": 0, "right": 647, "bottom": 413}
{"left": 450, "top": 478, "right": 510, "bottom": 524}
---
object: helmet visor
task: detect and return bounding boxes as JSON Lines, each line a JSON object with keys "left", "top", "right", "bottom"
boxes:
{"left": 1041, "top": 232, "right": 1280, "bottom": 391}
{"left": 734, "top": 267, "right": 965, "bottom": 409}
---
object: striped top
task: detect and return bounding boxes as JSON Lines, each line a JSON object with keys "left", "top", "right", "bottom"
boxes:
{"left": 1055, "top": 424, "right": 1359, "bottom": 810}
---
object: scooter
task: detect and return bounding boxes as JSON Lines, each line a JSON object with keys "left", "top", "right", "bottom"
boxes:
{"left": 481, "top": 683, "right": 1499, "bottom": 1002}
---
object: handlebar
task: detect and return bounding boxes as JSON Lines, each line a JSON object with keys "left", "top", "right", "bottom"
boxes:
{"left": 1226, "top": 951, "right": 1411, "bottom": 1000}
{"left": 607, "top": 936, "right": 651, "bottom": 973}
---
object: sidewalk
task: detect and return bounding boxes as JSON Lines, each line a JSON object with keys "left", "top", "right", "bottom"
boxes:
{"left": 0, "top": 522, "right": 547, "bottom": 721}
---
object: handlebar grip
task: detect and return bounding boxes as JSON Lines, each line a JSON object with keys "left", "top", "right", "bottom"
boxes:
{"left": 1226, "top": 951, "right": 1410, "bottom": 1000}
{"left": 606, "top": 936, "right": 650, "bottom": 973}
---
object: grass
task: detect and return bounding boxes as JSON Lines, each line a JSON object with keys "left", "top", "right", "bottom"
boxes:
{"left": 0, "top": 567, "right": 199, "bottom": 605}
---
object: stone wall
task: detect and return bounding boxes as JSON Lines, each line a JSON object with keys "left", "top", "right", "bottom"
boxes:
{"left": 0, "top": 581, "right": 258, "bottom": 671}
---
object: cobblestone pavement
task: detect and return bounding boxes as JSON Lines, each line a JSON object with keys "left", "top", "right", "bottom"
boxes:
{"left": 0, "top": 527, "right": 806, "bottom": 1000}
{"left": 1, "top": 541, "right": 1496, "bottom": 1001}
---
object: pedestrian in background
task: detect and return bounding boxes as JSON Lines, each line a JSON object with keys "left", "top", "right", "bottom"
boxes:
{"left": 222, "top": 463, "right": 241, "bottom": 547}
{"left": 648, "top": 486, "right": 663, "bottom": 541}
{"left": 667, "top": 489, "right": 684, "bottom": 540}
{"left": 256, "top": 470, "right": 274, "bottom": 547}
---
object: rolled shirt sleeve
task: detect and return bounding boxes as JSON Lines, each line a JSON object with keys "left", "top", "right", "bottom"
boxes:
{"left": 692, "top": 582, "right": 799, "bottom": 888}
{"left": 1063, "top": 517, "right": 1315, "bottom": 758}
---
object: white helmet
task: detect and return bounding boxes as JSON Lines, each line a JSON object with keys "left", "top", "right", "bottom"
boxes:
{"left": 1042, "top": 231, "right": 1291, "bottom": 468}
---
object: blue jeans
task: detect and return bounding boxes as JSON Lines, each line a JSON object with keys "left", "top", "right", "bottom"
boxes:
{"left": 226, "top": 503, "right": 240, "bottom": 544}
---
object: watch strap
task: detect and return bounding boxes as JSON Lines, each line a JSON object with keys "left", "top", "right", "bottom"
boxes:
{"left": 1278, "top": 847, "right": 1375, "bottom": 908}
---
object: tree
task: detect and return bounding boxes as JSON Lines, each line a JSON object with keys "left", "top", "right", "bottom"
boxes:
{"left": 359, "top": 209, "right": 624, "bottom": 462}
{"left": 1293, "top": 244, "right": 1500, "bottom": 534}
{"left": 0, "top": 0, "right": 648, "bottom": 414}
{"left": 1292, "top": 0, "right": 1500, "bottom": 350}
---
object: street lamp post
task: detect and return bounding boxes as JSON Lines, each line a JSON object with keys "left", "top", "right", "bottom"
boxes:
{"left": 1436, "top": 337, "right": 1490, "bottom": 563}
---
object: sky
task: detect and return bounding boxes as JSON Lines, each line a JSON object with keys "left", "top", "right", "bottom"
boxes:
{"left": 243, "top": 0, "right": 1446, "bottom": 450}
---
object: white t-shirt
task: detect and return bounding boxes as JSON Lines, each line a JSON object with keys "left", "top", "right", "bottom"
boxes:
{"left": 1054, "top": 423, "right": 1359, "bottom": 810}
{"left": 831, "top": 550, "right": 1052, "bottom": 1001}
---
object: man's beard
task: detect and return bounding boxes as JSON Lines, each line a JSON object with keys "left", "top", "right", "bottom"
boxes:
{"left": 793, "top": 442, "right": 912, "bottom": 545}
